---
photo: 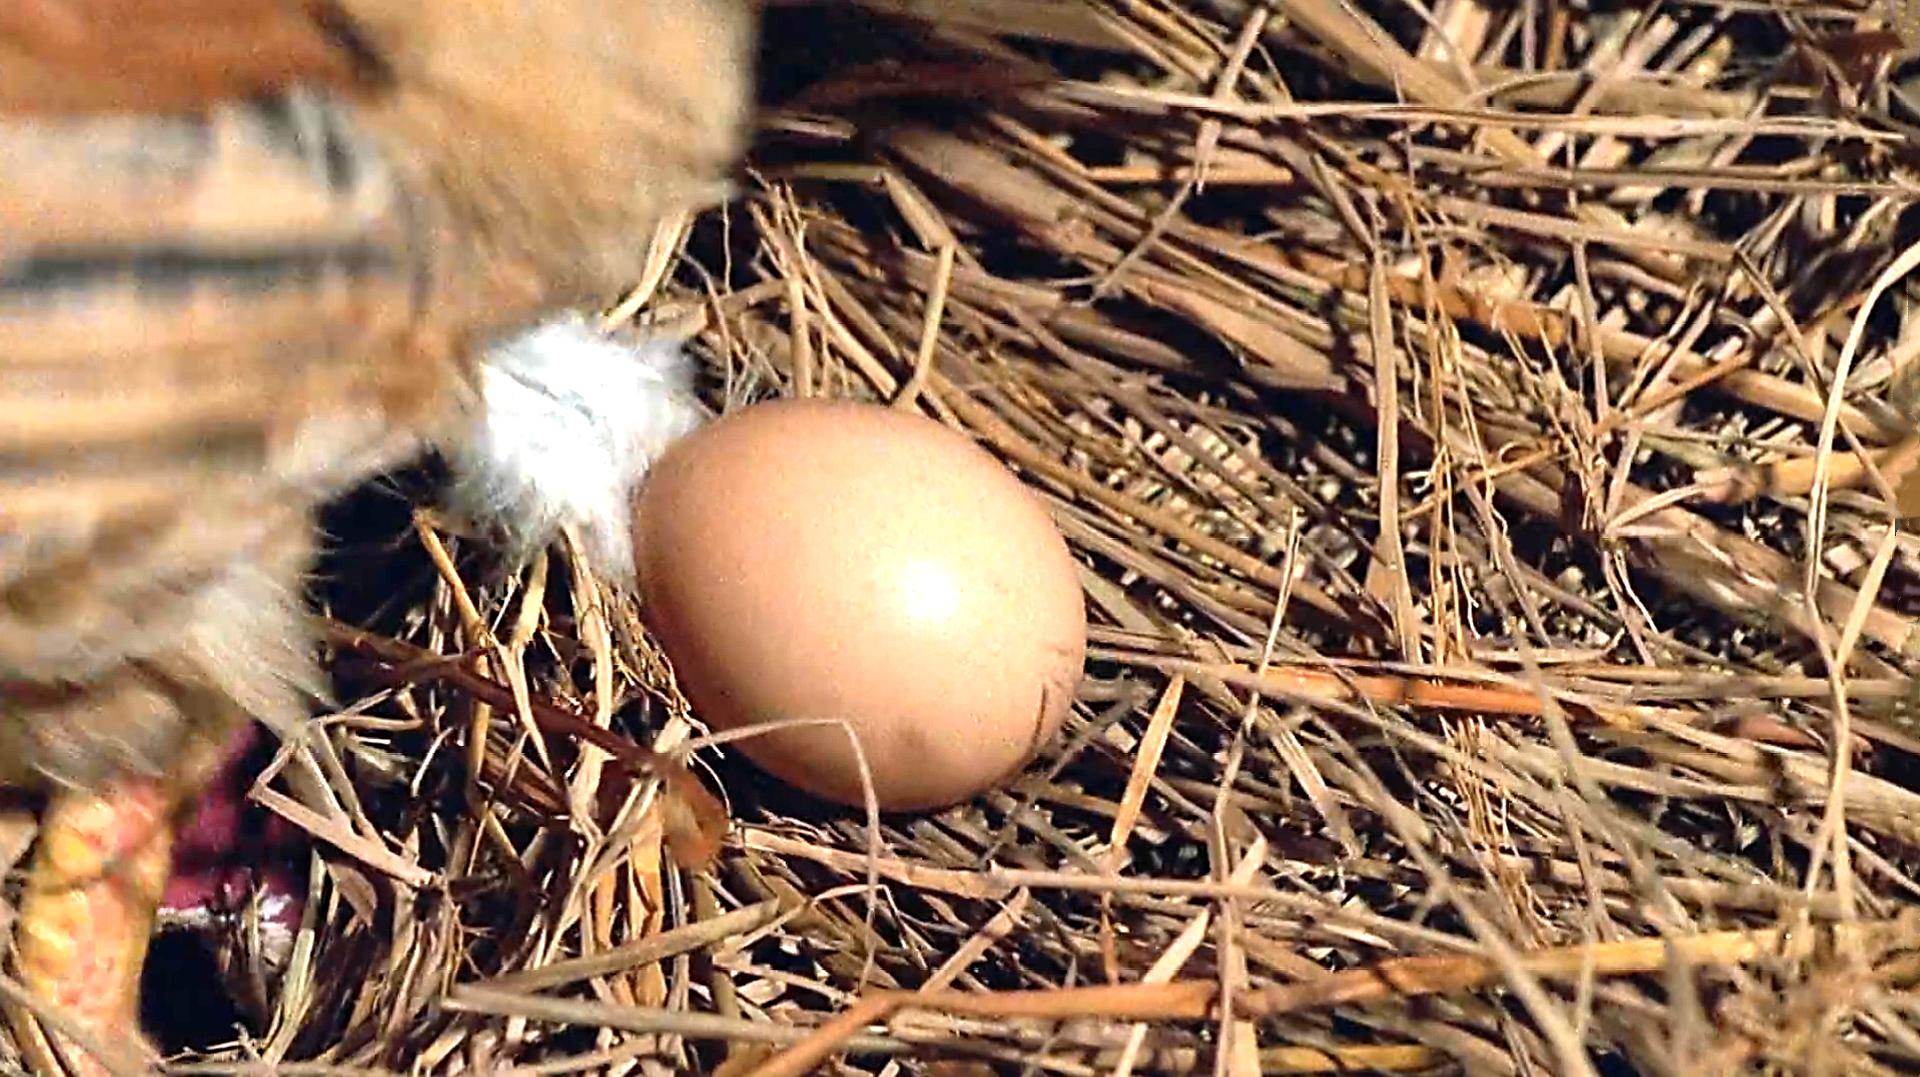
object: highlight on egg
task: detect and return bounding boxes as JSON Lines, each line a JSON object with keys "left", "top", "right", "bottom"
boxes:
{"left": 630, "top": 397, "right": 1087, "bottom": 812}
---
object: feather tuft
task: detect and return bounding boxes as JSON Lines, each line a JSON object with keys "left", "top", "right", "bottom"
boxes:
{"left": 443, "top": 312, "right": 706, "bottom": 584}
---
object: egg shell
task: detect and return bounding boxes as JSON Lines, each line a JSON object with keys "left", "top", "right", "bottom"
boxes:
{"left": 632, "top": 398, "right": 1086, "bottom": 811}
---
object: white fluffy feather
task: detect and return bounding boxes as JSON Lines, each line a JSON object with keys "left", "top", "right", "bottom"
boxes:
{"left": 444, "top": 312, "right": 707, "bottom": 582}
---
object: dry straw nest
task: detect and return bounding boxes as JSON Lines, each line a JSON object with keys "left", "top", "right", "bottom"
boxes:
{"left": 161, "top": 0, "right": 1920, "bottom": 1074}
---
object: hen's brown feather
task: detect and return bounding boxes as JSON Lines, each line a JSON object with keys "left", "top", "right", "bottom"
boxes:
{"left": 0, "top": 97, "right": 436, "bottom": 792}
{"left": 0, "top": 0, "right": 374, "bottom": 115}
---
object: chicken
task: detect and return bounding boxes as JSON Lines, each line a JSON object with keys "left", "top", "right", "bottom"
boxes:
{"left": 0, "top": 1, "right": 756, "bottom": 1070}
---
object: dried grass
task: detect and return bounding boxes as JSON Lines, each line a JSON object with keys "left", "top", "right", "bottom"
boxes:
{"left": 155, "top": 0, "right": 1920, "bottom": 1073}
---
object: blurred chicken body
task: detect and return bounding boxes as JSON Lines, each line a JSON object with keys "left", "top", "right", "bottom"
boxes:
{"left": 0, "top": 1, "right": 754, "bottom": 1069}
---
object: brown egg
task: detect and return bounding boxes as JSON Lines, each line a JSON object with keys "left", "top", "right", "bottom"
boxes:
{"left": 631, "top": 398, "right": 1086, "bottom": 811}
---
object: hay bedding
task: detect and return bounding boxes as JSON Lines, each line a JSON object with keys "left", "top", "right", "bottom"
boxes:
{"left": 133, "top": 0, "right": 1920, "bottom": 1073}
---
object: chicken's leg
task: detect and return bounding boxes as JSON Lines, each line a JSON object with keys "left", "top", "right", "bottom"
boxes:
{"left": 14, "top": 780, "right": 173, "bottom": 1075}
